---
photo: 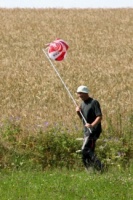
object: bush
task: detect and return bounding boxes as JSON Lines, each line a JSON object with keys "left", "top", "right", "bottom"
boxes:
{"left": 0, "top": 117, "right": 132, "bottom": 170}
{"left": 97, "top": 113, "right": 133, "bottom": 169}
{"left": 35, "top": 128, "right": 82, "bottom": 170}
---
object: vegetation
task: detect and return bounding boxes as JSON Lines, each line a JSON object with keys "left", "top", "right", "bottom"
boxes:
{"left": 0, "top": 8, "right": 133, "bottom": 170}
{"left": 0, "top": 119, "right": 132, "bottom": 170}
{"left": 0, "top": 168, "right": 133, "bottom": 200}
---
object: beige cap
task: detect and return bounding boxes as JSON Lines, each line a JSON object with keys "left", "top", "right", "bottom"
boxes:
{"left": 77, "top": 85, "right": 89, "bottom": 93}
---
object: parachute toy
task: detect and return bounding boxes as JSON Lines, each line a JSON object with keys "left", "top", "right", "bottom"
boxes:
{"left": 47, "top": 38, "right": 69, "bottom": 61}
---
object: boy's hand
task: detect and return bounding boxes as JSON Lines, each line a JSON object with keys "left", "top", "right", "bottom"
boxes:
{"left": 85, "top": 123, "right": 93, "bottom": 128}
{"left": 76, "top": 106, "right": 81, "bottom": 112}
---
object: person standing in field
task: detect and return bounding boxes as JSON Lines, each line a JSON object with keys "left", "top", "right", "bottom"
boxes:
{"left": 76, "top": 85, "right": 104, "bottom": 171}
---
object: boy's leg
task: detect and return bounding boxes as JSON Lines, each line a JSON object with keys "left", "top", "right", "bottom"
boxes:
{"left": 82, "top": 138, "right": 96, "bottom": 168}
{"left": 82, "top": 138, "right": 104, "bottom": 171}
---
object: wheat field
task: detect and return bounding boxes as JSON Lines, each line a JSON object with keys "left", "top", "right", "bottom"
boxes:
{"left": 0, "top": 8, "right": 133, "bottom": 133}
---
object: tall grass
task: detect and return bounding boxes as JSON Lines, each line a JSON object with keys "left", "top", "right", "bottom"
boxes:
{"left": 0, "top": 8, "right": 133, "bottom": 169}
{"left": 0, "top": 8, "right": 132, "bottom": 130}
{"left": 0, "top": 119, "right": 132, "bottom": 170}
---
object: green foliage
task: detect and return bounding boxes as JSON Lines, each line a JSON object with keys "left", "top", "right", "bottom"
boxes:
{"left": 0, "top": 114, "right": 132, "bottom": 170}
{"left": 0, "top": 121, "right": 82, "bottom": 170}
{"left": 97, "top": 113, "right": 133, "bottom": 169}
{"left": 1, "top": 119, "right": 21, "bottom": 142}
{"left": 35, "top": 127, "right": 81, "bottom": 169}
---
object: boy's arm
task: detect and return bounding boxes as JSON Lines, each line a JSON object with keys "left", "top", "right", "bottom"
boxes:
{"left": 76, "top": 106, "right": 82, "bottom": 119}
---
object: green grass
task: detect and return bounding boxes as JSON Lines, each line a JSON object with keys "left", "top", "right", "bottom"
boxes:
{"left": 0, "top": 168, "right": 133, "bottom": 200}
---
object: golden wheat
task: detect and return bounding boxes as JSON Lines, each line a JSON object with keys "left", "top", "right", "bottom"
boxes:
{"left": 0, "top": 8, "right": 133, "bottom": 133}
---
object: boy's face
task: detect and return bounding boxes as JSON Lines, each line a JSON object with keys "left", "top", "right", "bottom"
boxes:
{"left": 77, "top": 92, "right": 89, "bottom": 101}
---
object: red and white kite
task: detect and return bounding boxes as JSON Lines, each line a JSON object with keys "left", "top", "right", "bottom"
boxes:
{"left": 47, "top": 39, "right": 69, "bottom": 61}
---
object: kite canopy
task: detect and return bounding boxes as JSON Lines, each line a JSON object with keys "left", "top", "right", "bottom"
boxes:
{"left": 47, "top": 39, "right": 69, "bottom": 61}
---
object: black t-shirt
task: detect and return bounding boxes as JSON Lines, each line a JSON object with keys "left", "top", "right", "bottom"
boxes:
{"left": 80, "top": 97, "right": 102, "bottom": 138}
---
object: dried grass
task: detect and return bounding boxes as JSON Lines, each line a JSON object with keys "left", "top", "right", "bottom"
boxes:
{"left": 0, "top": 8, "right": 133, "bottom": 133}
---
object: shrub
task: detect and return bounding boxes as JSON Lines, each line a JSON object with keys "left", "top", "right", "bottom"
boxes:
{"left": 0, "top": 116, "right": 132, "bottom": 170}
{"left": 35, "top": 128, "right": 82, "bottom": 170}
{"left": 97, "top": 113, "right": 133, "bottom": 169}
